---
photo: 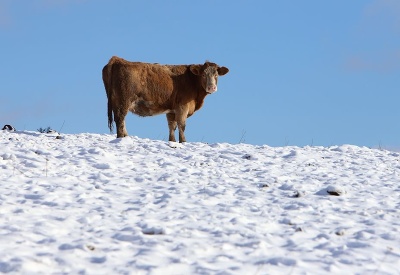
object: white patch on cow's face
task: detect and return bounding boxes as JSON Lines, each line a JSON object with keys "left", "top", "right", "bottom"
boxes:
{"left": 203, "top": 66, "right": 218, "bottom": 94}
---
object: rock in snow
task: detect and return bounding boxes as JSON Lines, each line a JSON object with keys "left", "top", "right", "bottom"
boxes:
{"left": 326, "top": 185, "right": 346, "bottom": 196}
{"left": 0, "top": 131, "right": 399, "bottom": 274}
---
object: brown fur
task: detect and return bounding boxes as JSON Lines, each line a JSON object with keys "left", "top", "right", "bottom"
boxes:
{"left": 102, "top": 56, "right": 229, "bottom": 142}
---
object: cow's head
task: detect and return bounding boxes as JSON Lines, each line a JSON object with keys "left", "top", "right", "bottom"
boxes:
{"left": 190, "top": 62, "right": 229, "bottom": 94}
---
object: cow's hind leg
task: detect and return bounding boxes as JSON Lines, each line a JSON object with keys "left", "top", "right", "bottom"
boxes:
{"left": 166, "top": 113, "right": 177, "bottom": 142}
{"left": 115, "top": 109, "right": 129, "bottom": 138}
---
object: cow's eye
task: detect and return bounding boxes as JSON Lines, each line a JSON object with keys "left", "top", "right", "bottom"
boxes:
{"left": 202, "top": 74, "right": 206, "bottom": 78}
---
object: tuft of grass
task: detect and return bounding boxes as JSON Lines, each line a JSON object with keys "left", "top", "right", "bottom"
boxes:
{"left": 239, "top": 130, "right": 246, "bottom": 144}
{"left": 37, "top": 126, "right": 53, "bottom": 133}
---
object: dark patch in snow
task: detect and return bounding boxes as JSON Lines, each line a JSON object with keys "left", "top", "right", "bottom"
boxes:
{"left": 142, "top": 226, "right": 166, "bottom": 235}
{"left": 2, "top": 124, "right": 15, "bottom": 131}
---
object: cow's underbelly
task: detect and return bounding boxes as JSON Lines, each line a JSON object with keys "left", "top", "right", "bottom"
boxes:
{"left": 129, "top": 99, "right": 171, "bottom": 117}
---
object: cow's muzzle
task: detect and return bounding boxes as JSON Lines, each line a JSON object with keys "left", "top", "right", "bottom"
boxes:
{"left": 206, "top": 85, "right": 217, "bottom": 94}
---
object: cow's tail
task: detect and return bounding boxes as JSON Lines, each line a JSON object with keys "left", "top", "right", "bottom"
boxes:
{"left": 102, "top": 58, "right": 115, "bottom": 133}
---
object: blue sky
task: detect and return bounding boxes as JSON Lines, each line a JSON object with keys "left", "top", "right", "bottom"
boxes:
{"left": 1, "top": 0, "right": 399, "bottom": 148}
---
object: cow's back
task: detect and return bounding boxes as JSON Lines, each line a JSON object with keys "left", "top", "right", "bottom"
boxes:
{"left": 107, "top": 57, "right": 194, "bottom": 116}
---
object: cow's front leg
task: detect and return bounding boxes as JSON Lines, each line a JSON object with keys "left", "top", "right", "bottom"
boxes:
{"left": 166, "top": 113, "right": 177, "bottom": 142}
{"left": 175, "top": 107, "right": 188, "bottom": 143}
{"left": 178, "top": 122, "right": 186, "bottom": 143}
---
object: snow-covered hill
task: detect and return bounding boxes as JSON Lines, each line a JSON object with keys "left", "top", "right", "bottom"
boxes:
{"left": 1, "top": 131, "right": 399, "bottom": 274}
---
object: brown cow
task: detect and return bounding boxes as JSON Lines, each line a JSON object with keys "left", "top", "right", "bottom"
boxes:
{"left": 102, "top": 56, "right": 229, "bottom": 143}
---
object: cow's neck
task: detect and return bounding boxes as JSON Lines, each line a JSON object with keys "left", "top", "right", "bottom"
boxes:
{"left": 195, "top": 88, "right": 208, "bottom": 111}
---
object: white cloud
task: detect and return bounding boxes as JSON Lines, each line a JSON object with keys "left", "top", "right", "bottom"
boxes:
{"left": 364, "top": 0, "right": 400, "bottom": 20}
{"left": 345, "top": 51, "right": 400, "bottom": 72}
{"left": 0, "top": 0, "right": 12, "bottom": 29}
{"left": 36, "top": 0, "right": 87, "bottom": 10}
{"left": 344, "top": 0, "right": 400, "bottom": 73}
{"left": 361, "top": 0, "right": 400, "bottom": 35}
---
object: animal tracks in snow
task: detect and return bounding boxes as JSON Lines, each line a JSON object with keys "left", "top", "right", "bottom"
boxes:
{"left": 1, "top": 131, "right": 400, "bottom": 274}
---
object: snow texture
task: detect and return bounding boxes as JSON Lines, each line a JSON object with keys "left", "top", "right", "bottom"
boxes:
{"left": 1, "top": 131, "right": 400, "bottom": 274}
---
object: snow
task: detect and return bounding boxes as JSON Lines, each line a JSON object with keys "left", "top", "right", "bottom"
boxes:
{"left": 1, "top": 130, "right": 400, "bottom": 274}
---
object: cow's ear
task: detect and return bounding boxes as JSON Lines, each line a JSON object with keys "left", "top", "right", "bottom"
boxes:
{"left": 218, "top": 66, "right": 229, "bottom": 76}
{"left": 190, "top": 65, "right": 202, "bottom": 75}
